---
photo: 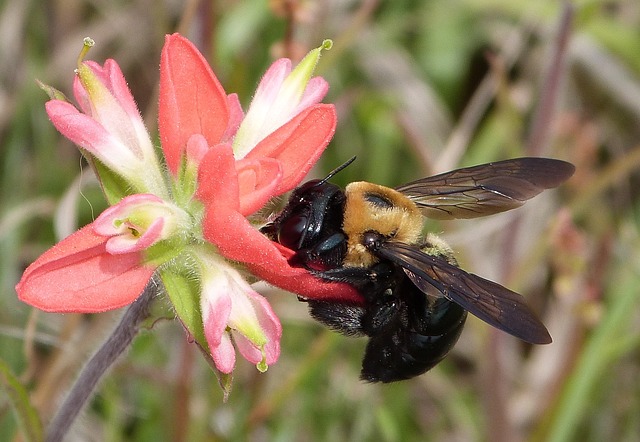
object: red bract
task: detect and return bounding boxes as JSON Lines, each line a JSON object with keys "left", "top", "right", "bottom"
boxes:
{"left": 160, "top": 34, "right": 361, "bottom": 304}
{"left": 16, "top": 225, "right": 155, "bottom": 312}
{"left": 158, "top": 35, "right": 230, "bottom": 175}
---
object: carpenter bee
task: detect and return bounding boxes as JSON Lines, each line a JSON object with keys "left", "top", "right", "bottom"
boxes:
{"left": 261, "top": 157, "right": 574, "bottom": 382}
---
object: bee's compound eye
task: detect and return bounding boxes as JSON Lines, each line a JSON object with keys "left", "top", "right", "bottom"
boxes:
{"left": 278, "top": 214, "right": 309, "bottom": 250}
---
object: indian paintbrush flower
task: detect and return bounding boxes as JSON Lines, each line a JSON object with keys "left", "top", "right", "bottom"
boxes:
{"left": 17, "top": 34, "right": 358, "bottom": 377}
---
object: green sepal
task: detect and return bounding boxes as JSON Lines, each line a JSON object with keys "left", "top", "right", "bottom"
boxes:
{"left": 37, "top": 79, "right": 69, "bottom": 102}
{"left": 159, "top": 267, "right": 206, "bottom": 347}
{"left": 0, "top": 358, "right": 43, "bottom": 442}
{"left": 143, "top": 241, "right": 187, "bottom": 268}
{"left": 159, "top": 267, "right": 233, "bottom": 399}
{"left": 283, "top": 39, "right": 333, "bottom": 99}
{"left": 84, "top": 154, "right": 135, "bottom": 205}
{"left": 194, "top": 342, "right": 234, "bottom": 402}
{"left": 172, "top": 154, "right": 198, "bottom": 208}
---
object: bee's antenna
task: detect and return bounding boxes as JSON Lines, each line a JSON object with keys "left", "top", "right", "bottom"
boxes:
{"left": 318, "top": 156, "right": 356, "bottom": 185}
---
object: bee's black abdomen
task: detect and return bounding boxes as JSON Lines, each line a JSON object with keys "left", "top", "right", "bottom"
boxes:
{"left": 360, "top": 289, "right": 467, "bottom": 383}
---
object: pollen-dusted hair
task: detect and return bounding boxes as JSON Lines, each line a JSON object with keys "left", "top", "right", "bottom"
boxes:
{"left": 342, "top": 181, "right": 423, "bottom": 267}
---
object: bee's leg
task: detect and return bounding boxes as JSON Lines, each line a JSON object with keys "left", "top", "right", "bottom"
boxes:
{"left": 289, "top": 232, "right": 347, "bottom": 270}
{"left": 361, "top": 290, "right": 400, "bottom": 335}
{"left": 312, "top": 265, "right": 372, "bottom": 284}
{"left": 313, "top": 263, "right": 395, "bottom": 301}
{"left": 305, "top": 301, "right": 367, "bottom": 337}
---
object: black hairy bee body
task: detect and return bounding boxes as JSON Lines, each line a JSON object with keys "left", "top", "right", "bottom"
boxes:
{"left": 261, "top": 157, "right": 575, "bottom": 382}
{"left": 307, "top": 234, "right": 468, "bottom": 382}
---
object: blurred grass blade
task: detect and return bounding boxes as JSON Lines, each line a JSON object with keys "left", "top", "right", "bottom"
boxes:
{"left": 0, "top": 358, "right": 43, "bottom": 442}
{"left": 543, "top": 264, "right": 640, "bottom": 442}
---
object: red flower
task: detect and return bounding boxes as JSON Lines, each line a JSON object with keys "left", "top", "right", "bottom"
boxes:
{"left": 15, "top": 225, "right": 156, "bottom": 313}
{"left": 17, "top": 34, "right": 359, "bottom": 376}
{"left": 159, "top": 34, "right": 360, "bottom": 303}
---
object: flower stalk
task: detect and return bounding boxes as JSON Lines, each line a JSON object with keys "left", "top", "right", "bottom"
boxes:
{"left": 44, "top": 279, "right": 157, "bottom": 442}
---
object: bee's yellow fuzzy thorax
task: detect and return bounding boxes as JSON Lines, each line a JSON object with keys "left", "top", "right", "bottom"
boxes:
{"left": 342, "top": 182, "right": 423, "bottom": 267}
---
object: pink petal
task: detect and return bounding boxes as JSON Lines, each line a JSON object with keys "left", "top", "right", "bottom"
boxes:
{"left": 46, "top": 100, "right": 110, "bottom": 152}
{"left": 101, "top": 59, "right": 143, "bottom": 119}
{"left": 73, "top": 60, "right": 142, "bottom": 120}
{"left": 92, "top": 193, "right": 180, "bottom": 254}
{"left": 220, "top": 93, "right": 244, "bottom": 143}
{"left": 212, "top": 332, "right": 236, "bottom": 374}
{"left": 201, "top": 274, "right": 238, "bottom": 374}
{"left": 15, "top": 225, "right": 155, "bottom": 313}
{"left": 254, "top": 59, "right": 292, "bottom": 106}
{"left": 296, "top": 77, "right": 329, "bottom": 112}
{"left": 186, "top": 134, "right": 210, "bottom": 165}
{"left": 246, "top": 291, "right": 282, "bottom": 364}
{"left": 246, "top": 104, "right": 337, "bottom": 195}
{"left": 45, "top": 100, "right": 142, "bottom": 174}
{"left": 246, "top": 242, "right": 363, "bottom": 304}
{"left": 233, "top": 333, "right": 264, "bottom": 365}
{"left": 104, "top": 217, "right": 164, "bottom": 254}
{"left": 92, "top": 193, "right": 165, "bottom": 236}
{"left": 159, "top": 33, "right": 229, "bottom": 174}
{"left": 202, "top": 289, "right": 232, "bottom": 348}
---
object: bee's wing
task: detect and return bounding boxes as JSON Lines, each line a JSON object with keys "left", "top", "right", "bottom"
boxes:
{"left": 395, "top": 157, "right": 575, "bottom": 219}
{"left": 375, "top": 242, "right": 552, "bottom": 344}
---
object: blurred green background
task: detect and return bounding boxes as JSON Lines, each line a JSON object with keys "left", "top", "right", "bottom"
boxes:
{"left": 2, "top": 0, "right": 640, "bottom": 441}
